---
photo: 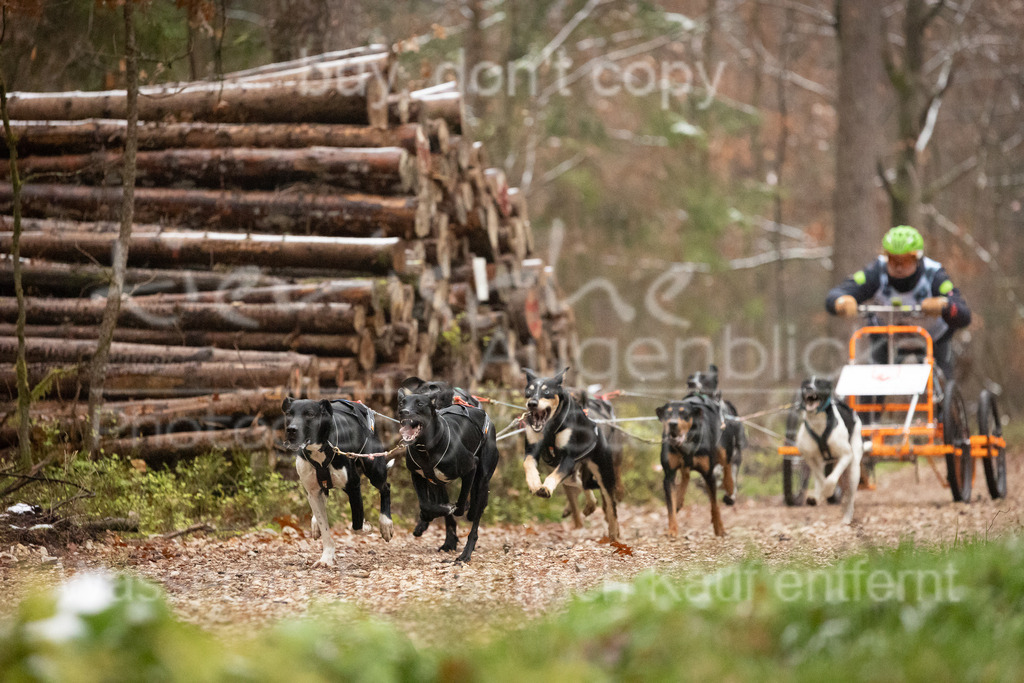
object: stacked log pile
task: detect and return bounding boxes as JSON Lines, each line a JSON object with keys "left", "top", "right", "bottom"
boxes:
{"left": 0, "top": 46, "right": 577, "bottom": 461}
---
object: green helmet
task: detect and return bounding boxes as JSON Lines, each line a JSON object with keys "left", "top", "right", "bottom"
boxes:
{"left": 882, "top": 225, "right": 924, "bottom": 255}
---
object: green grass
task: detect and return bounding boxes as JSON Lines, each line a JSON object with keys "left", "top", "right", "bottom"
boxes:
{"left": 4, "top": 538, "right": 1024, "bottom": 681}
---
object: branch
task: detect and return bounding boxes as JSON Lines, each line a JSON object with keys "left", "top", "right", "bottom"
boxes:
{"left": 876, "top": 159, "right": 896, "bottom": 202}
{"left": 916, "top": 57, "right": 954, "bottom": 153}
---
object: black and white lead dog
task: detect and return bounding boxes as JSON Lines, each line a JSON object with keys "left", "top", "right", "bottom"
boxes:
{"left": 282, "top": 397, "right": 394, "bottom": 568}
{"left": 794, "top": 378, "right": 864, "bottom": 524}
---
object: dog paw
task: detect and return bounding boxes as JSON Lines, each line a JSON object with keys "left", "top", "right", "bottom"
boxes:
{"left": 379, "top": 516, "right": 394, "bottom": 542}
{"left": 412, "top": 519, "right": 430, "bottom": 537}
{"left": 582, "top": 501, "right": 597, "bottom": 517}
{"left": 439, "top": 541, "right": 459, "bottom": 553}
{"left": 312, "top": 555, "right": 336, "bottom": 569}
{"left": 723, "top": 494, "right": 735, "bottom": 506}
{"left": 805, "top": 496, "right": 817, "bottom": 506}
{"left": 535, "top": 486, "right": 552, "bottom": 498}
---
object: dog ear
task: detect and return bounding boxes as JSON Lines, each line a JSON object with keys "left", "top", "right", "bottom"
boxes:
{"left": 554, "top": 366, "right": 570, "bottom": 384}
{"left": 521, "top": 367, "right": 537, "bottom": 383}
{"left": 656, "top": 405, "right": 666, "bottom": 421}
{"left": 319, "top": 399, "right": 333, "bottom": 415}
{"left": 400, "top": 376, "right": 424, "bottom": 392}
{"left": 282, "top": 397, "right": 294, "bottom": 412}
{"left": 708, "top": 364, "right": 718, "bottom": 374}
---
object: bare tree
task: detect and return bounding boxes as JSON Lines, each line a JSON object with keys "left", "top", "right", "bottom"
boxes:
{"left": 881, "top": 0, "right": 951, "bottom": 227}
{"left": 0, "top": 9, "right": 31, "bottom": 468}
{"left": 833, "top": 0, "right": 886, "bottom": 280}
{"left": 85, "top": 0, "right": 140, "bottom": 456}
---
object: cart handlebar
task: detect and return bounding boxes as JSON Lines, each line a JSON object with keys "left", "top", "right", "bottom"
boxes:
{"left": 857, "top": 303, "right": 927, "bottom": 315}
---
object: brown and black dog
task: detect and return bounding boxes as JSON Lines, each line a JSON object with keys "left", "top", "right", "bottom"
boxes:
{"left": 656, "top": 394, "right": 738, "bottom": 537}
{"left": 522, "top": 368, "right": 620, "bottom": 541}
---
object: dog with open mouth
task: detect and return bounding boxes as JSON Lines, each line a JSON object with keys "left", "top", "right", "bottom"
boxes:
{"left": 282, "top": 397, "right": 394, "bottom": 568}
{"left": 521, "top": 367, "right": 620, "bottom": 541}
{"left": 794, "top": 377, "right": 864, "bottom": 524}
{"left": 656, "top": 393, "right": 737, "bottom": 537}
{"left": 396, "top": 380, "right": 498, "bottom": 563}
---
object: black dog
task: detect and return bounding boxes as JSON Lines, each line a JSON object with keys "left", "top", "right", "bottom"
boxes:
{"left": 397, "top": 377, "right": 480, "bottom": 537}
{"left": 281, "top": 397, "right": 393, "bottom": 568}
{"left": 685, "top": 364, "right": 744, "bottom": 499}
{"left": 656, "top": 392, "right": 736, "bottom": 537}
{"left": 556, "top": 388, "right": 626, "bottom": 525}
{"left": 396, "top": 380, "right": 498, "bottom": 563}
{"left": 521, "top": 368, "right": 620, "bottom": 541}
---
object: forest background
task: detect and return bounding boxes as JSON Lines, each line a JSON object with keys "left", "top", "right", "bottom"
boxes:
{"left": 2, "top": 0, "right": 1021, "bottom": 417}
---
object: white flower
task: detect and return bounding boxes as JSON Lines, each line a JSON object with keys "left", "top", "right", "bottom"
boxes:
{"left": 57, "top": 572, "right": 117, "bottom": 616}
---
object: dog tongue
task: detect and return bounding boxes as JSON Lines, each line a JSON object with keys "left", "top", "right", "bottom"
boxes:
{"left": 399, "top": 424, "right": 420, "bottom": 442}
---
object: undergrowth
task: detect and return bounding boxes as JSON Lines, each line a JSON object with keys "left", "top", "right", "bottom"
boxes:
{"left": 4, "top": 537, "right": 1024, "bottom": 681}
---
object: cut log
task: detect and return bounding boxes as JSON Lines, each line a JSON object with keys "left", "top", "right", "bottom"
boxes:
{"left": 2, "top": 360, "right": 313, "bottom": 400}
{"left": 1, "top": 230, "right": 417, "bottom": 276}
{"left": 2, "top": 120, "right": 430, "bottom": 158}
{"left": 219, "top": 45, "right": 388, "bottom": 80}
{"left": 131, "top": 279, "right": 383, "bottom": 308}
{"left": 6, "top": 147, "right": 418, "bottom": 195}
{"left": 0, "top": 323, "right": 377, "bottom": 359}
{"left": 0, "top": 296, "right": 366, "bottom": 334}
{"left": 7, "top": 75, "right": 389, "bottom": 127}
{"left": 0, "top": 257, "right": 288, "bottom": 298}
{"left": 224, "top": 53, "right": 391, "bottom": 85}
{"left": 0, "top": 184, "right": 428, "bottom": 239}
{"left": 409, "top": 90, "right": 464, "bottom": 133}
{"left": 0, "top": 336, "right": 318, "bottom": 369}
{"left": 484, "top": 167, "right": 511, "bottom": 217}
{"left": 99, "top": 424, "right": 276, "bottom": 465}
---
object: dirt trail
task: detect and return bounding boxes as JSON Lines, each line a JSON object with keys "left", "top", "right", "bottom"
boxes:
{"left": 3, "top": 455, "right": 1022, "bottom": 639}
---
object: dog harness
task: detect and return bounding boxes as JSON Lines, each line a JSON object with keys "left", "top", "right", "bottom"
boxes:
{"left": 802, "top": 397, "right": 857, "bottom": 463}
{"left": 302, "top": 400, "right": 376, "bottom": 494}
{"left": 406, "top": 404, "right": 491, "bottom": 485}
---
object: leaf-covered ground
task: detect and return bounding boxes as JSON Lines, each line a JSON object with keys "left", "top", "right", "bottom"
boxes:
{"left": 4, "top": 455, "right": 1022, "bottom": 644}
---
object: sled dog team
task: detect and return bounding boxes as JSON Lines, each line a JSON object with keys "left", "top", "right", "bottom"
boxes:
{"left": 282, "top": 366, "right": 862, "bottom": 567}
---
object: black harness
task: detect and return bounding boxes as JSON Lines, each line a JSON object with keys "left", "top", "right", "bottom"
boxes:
{"left": 301, "top": 400, "right": 376, "bottom": 494}
{"left": 803, "top": 396, "right": 857, "bottom": 463}
{"left": 540, "top": 397, "right": 600, "bottom": 467}
{"left": 406, "top": 404, "right": 491, "bottom": 485}
{"left": 677, "top": 393, "right": 722, "bottom": 465}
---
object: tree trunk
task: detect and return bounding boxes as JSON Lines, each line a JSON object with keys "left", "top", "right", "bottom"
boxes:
{"left": 0, "top": 66, "right": 31, "bottom": 467}
{"left": 0, "top": 296, "right": 367, "bottom": 334}
{"left": 99, "top": 423, "right": 276, "bottom": 465}
{"left": 834, "top": 0, "right": 887, "bottom": 280}
{"left": 0, "top": 324, "right": 376, "bottom": 362}
{"left": 0, "top": 184, "right": 427, "bottom": 238}
{"left": 7, "top": 74, "right": 390, "bottom": 127}
{"left": 86, "top": 0, "right": 139, "bottom": 456}
{"left": 0, "top": 230, "right": 417, "bottom": 275}
{"left": 3, "top": 360, "right": 314, "bottom": 400}
{"left": 0, "top": 256, "right": 288, "bottom": 298}
{"left": 7, "top": 146, "right": 419, "bottom": 195}
{"left": 2, "top": 120, "right": 430, "bottom": 163}
{"left": 0, "top": 336, "right": 317, "bottom": 367}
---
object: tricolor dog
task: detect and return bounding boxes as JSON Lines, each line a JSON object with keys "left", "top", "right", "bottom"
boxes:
{"left": 685, "top": 364, "right": 745, "bottom": 497}
{"left": 397, "top": 380, "right": 498, "bottom": 563}
{"left": 656, "top": 393, "right": 737, "bottom": 537}
{"left": 281, "top": 397, "right": 393, "bottom": 568}
{"left": 521, "top": 368, "right": 620, "bottom": 541}
{"left": 795, "top": 377, "right": 864, "bottom": 524}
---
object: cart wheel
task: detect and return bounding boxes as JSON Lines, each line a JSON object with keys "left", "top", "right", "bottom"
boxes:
{"left": 978, "top": 390, "right": 1007, "bottom": 500}
{"left": 943, "top": 381, "right": 973, "bottom": 502}
{"left": 782, "top": 400, "right": 809, "bottom": 506}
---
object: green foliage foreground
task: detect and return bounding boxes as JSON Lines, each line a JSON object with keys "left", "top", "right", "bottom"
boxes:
{"left": 3, "top": 537, "right": 1024, "bottom": 682}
